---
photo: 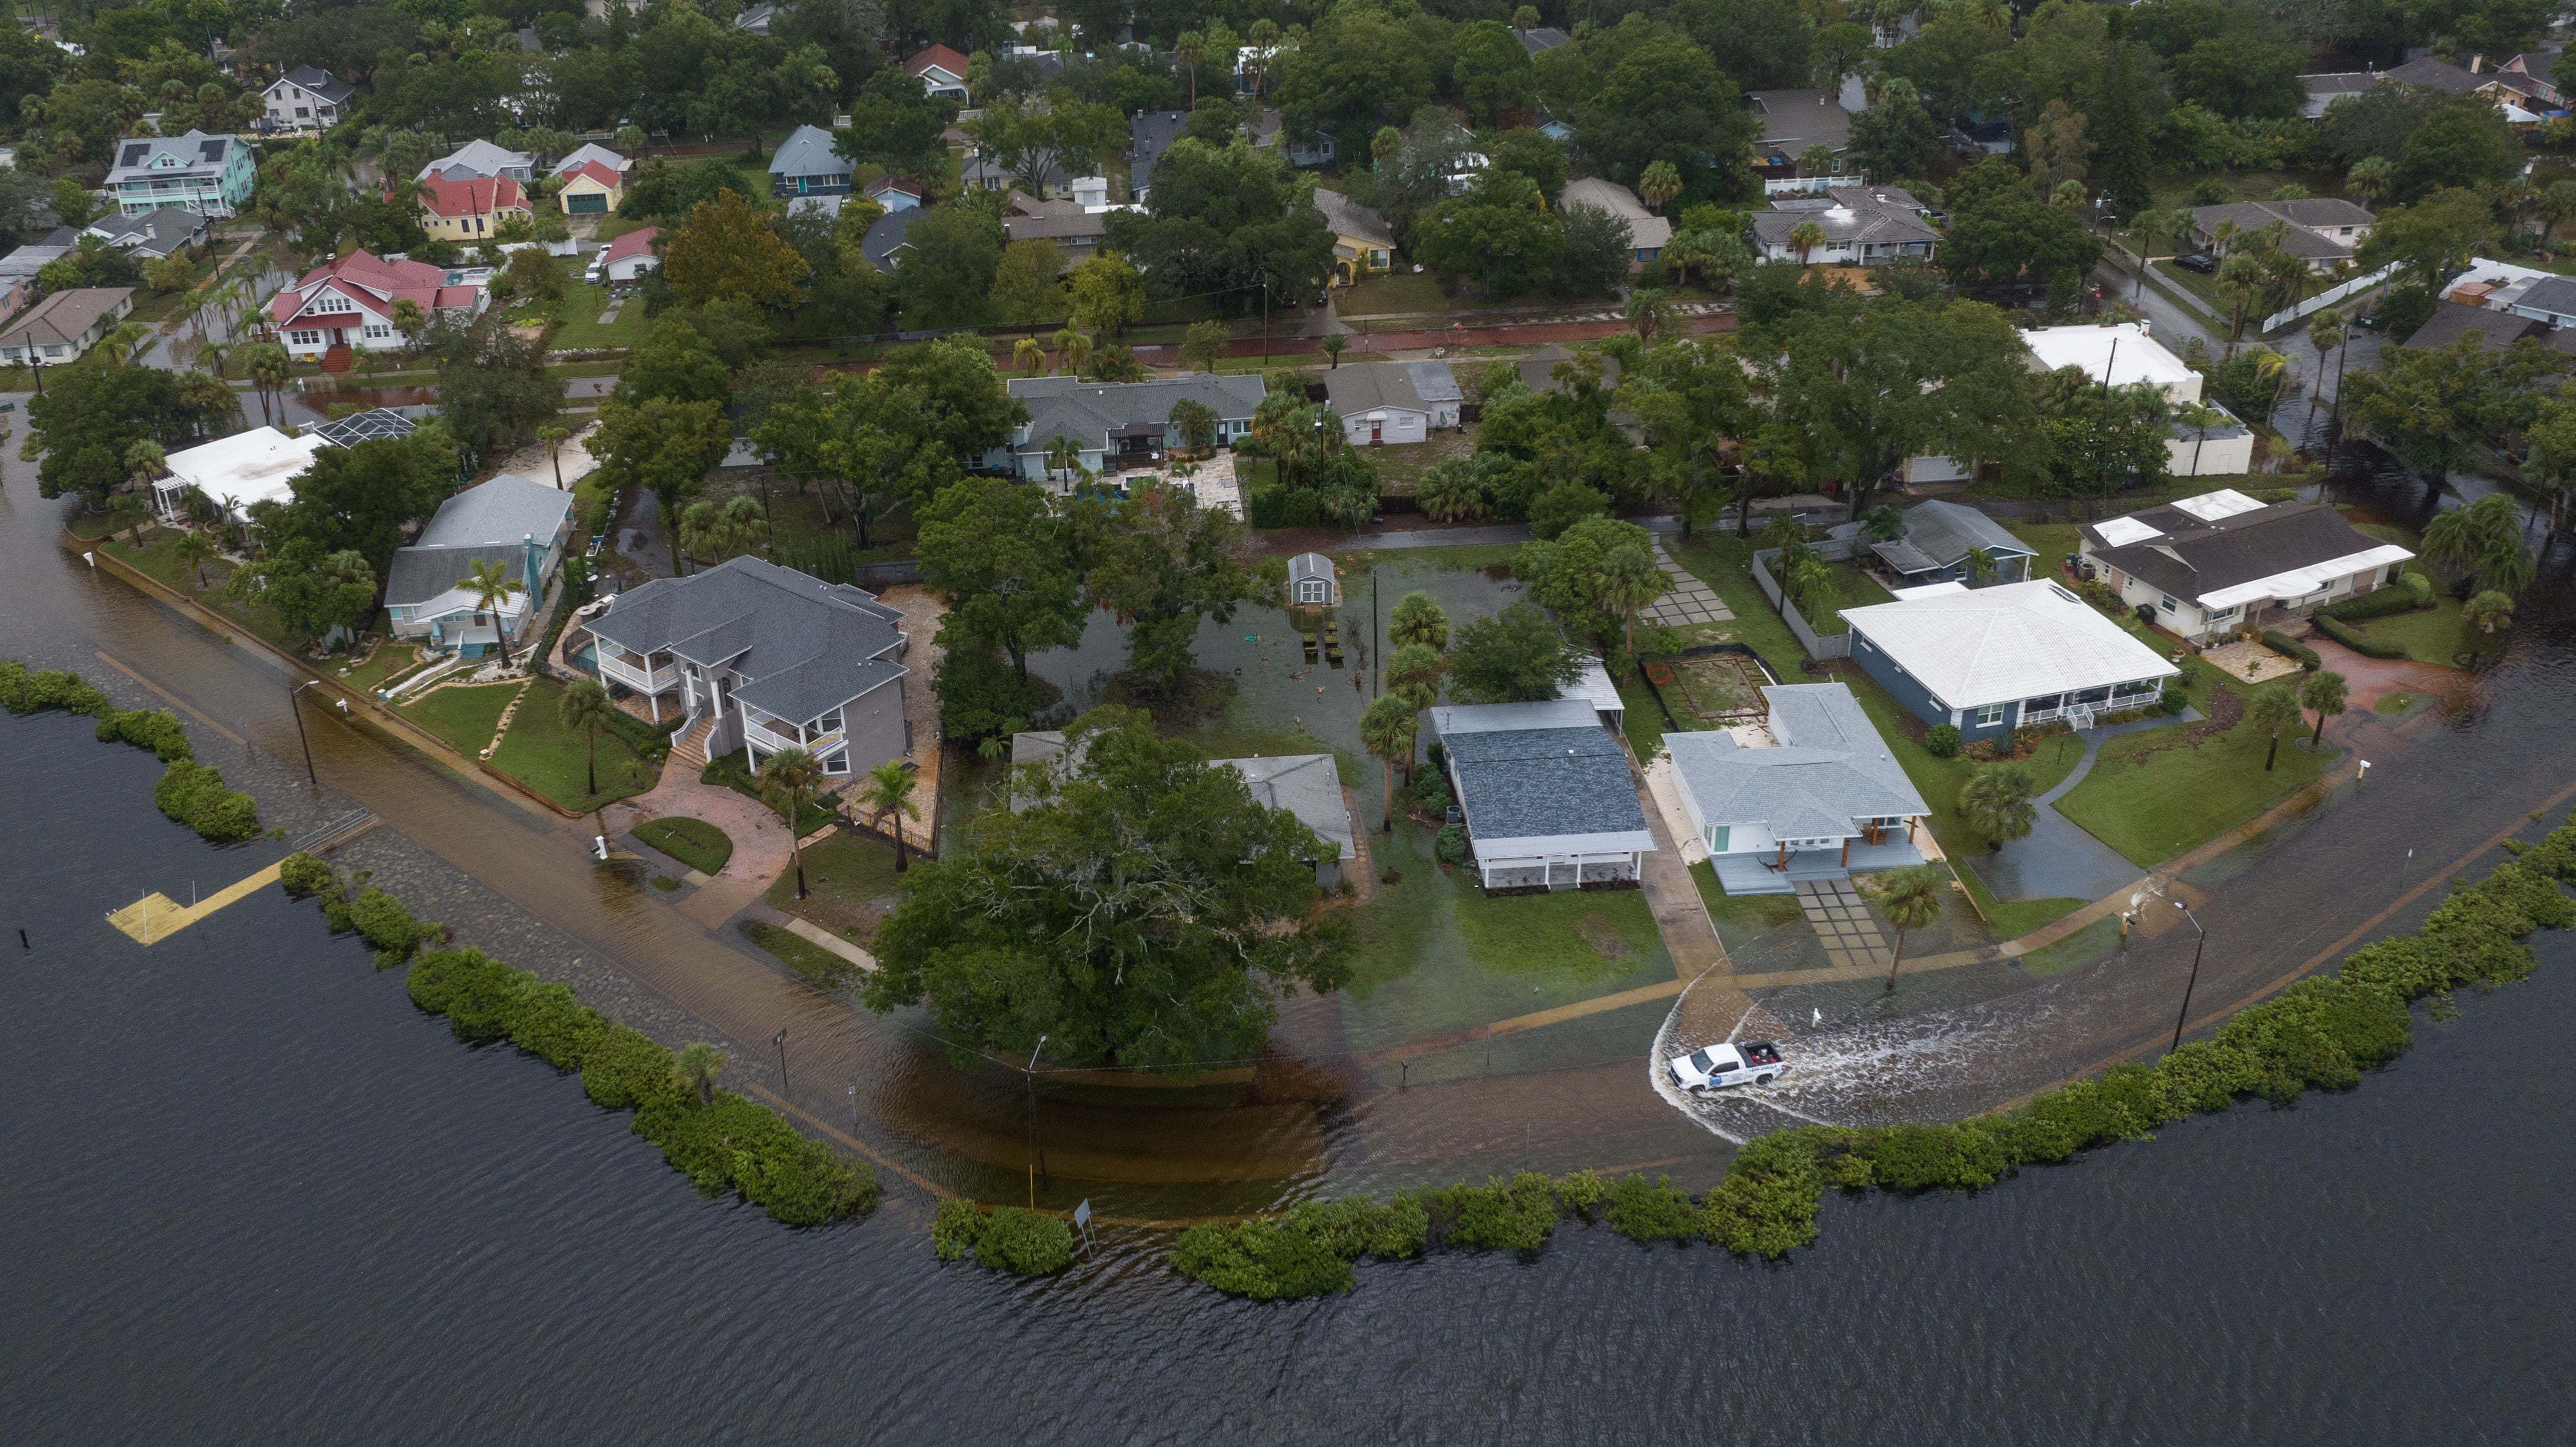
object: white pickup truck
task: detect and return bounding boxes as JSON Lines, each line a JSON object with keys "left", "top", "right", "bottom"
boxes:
{"left": 1668, "top": 1041, "right": 1786, "bottom": 1092}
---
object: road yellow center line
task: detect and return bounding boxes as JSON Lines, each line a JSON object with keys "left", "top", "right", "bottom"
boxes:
{"left": 106, "top": 861, "right": 284, "bottom": 945}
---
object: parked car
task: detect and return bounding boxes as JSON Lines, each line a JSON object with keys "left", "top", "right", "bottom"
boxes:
{"left": 1668, "top": 1041, "right": 1786, "bottom": 1092}
{"left": 2173, "top": 252, "right": 2218, "bottom": 274}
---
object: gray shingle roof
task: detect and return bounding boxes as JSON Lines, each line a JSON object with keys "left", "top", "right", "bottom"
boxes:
{"left": 1516, "top": 26, "right": 1569, "bottom": 52}
{"left": 2083, "top": 500, "right": 2391, "bottom": 600}
{"left": 84, "top": 205, "right": 205, "bottom": 257}
{"left": 1130, "top": 109, "right": 1187, "bottom": 191}
{"left": 1666, "top": 684, "right": 1926, "bottom": 841}
{"left": 1442, "top": 724, "right": 1646, "bottom": 842}
{"left": 279, "top": 64, "right": 355, "bottom": 104}
{"left": 1322, "top": 360, "right": 1455, "bottom": 417}
{"left": 2384, "top": 57, "right": 2481, "bottom": 93}
{"left": 2510, "top": 273, "right": 2576, "bottom": 321}
{"left": 1218, "top": 753, "right": 1353, "bottom": 859}
{"left": 415, "top": 139, "right": 531, "bottom": 182}
{"left": 107, "top": 131, "right": 241, "bottom": 186}
{"left": 1287, "top": 552, "right": 1335, "bottom": 585}
{"left": 769, "top": 124, "right": 844, "bottom": 179}
{"left": 416, "top": 473, "right": 571, "bottom": 549}
{"left": 385, "top": 542, "right": 522, "bottom": 607}
{"left": 1744, "top": 88, "right": 1852, "bottom": 154}
{"left": 1755, "top": 187, "right": 1937, "bottom": 249}
{"left": 861, "top": 207, "right": 920, "bottom": 271}
{"left": 586, "top": 556, "right": 907, "bottom": 726}
{"left": 1009, "top": 373, "right": 1266, "bottom": 452}
{"left": 1310, "top": 187, "right": 1392, "bottom": 249}
{"left": 2403, "top": 301, "right": 2541, "bottom": 350}
{"left": 1895, "top": 500, "right": 2034, "bottom": 571}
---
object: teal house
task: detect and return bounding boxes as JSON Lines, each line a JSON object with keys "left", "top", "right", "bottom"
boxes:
{"left": 105, "top": 131, "right": 255, "bottom": 218}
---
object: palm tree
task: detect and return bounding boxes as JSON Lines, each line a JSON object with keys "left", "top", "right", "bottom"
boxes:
{"left": 671, "top": 1041, "right": 726, "bottom": 1106}
{"left": 462, "top": 557, "right": 525, "bottom": 669}
{"left": 1599, "top": 541, "right": 1668, "bottom": 654}
{"left": 1787, "top": 219, "right": 1827, "bottom": 267}
{"left": 1169, "top": 397, "right": 1218, "bottom": 451}
{"left": 172, "top": 528, "right": 216, "bottom": 588}
{"left": 2299, "top": 669, "right": 2347, "bottom": 749}
{"left": 243, "top": 341, "right": 291, "bottom": 426}
{"left": 1958, "top": 763, "right": 2037, "bottom": 849}
{"left": 1053, "top": 326, "right": 1092, "bottom": 377}
{"left": 2541, "top": 179, "right": 2576, "bottom": 252}
{"left": 1964, "top": 546, "right": 1997, "bottom": 585}
{"left": 2130, "top": 209, "right": 2175, "bottom": 301}
{"left": 2465, "top": 589, "right": 2515, "bottom": 633}
{"left": 1638, "top": 159, "right": 1682, "bottom": 214}
{"left": 2248, "top": 683, "right": 2302, "bottom": 771}
{"left": 1358, "top": 693, "right": 1418, "bottom": 832}
{"left": 538, "top": 425, "right": 569, "bottom": 487}
{"left": 757, "top": 747, "right": 828, "bottom": 899}
{"left": 854, "top": 759, "right": 921, "bottom": 872}
{"left": 1175, "top": 29, "right": 1208, "bottom": 103}
{"left": 2175, "top": 400, "right": 2225, "bottom": 478}
{"left": 558, "top": 676, "right": 617, "bottom": 798}
{"left": 1385, "top": 642, "right": 1448, "bottom": 714}
{"left": 1321, "top": 332, "right": 1346, "bottom": 368}
{"left": 1013, "top": 336, "right": 1046, "bottom": 375}
{"left": 2304, "top": 308, "right": 2345, "bottom": 439}
{"left": 2346, "top": 156, "right": 2393, "bottom": 209}
{"left": 123, "top": 439, "right": 166, "bottom": 495}
{"left": 1865, "top": 863, "right": 1947, "bottom": 993}
{"left": 1388, "top": 590, "right": 1450, "bottom": 651}
{"left": 1625, "top": 287, "right": 1670, "bottom": 342}
{"left": 2422, "top": 495, "right": 2536, "bottom": 596}
{"left": 1042, "top": 433, "right": 1082, "bottom": 489}
{"left": 2215, "top": 252, "right": 2264, "bottom": 358}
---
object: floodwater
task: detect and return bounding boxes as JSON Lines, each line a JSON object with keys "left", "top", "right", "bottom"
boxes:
{"left": 2, "top": 706, "right": 2570, "bottom": 1442}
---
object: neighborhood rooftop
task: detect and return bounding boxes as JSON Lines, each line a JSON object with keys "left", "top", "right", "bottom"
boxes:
{"left": 586, "top": 555, "right": 908, "bottom": 725}
{"left": 1843, "top": 578, "right": 2179, "bottom": 709}
{"left": 1666, "top": 685, "right": 1928, "bottom": 845}
{"left": 2081, "top": 494, "right": 2413, "bottom": 612}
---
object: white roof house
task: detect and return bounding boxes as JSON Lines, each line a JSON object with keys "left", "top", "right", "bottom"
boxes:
{"left": 150, "top": 426, "right": 334, "bottom": 520}
{"left": 1843, "top": 578, "right": 2179, "bottom": 738}
{"left": 1558, "top": 657, "right": 1626, "bottom": 731}
{"left": 2022, "top": 322, "right": 2202, "bottom": 403}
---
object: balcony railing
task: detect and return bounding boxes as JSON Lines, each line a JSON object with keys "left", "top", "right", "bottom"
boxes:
{"left": 743, "top": 713, "right": 844, "bottom": 756}
{"left": 597, "top": 652, "right": 676, "bottom": 694}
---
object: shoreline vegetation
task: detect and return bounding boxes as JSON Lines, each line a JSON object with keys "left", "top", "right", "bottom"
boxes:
{"left": 1165, "top": 823, "right": 2576, "bottom": 1299}
{"left": 5, "top": 658, "right": 872, "bottom": 1230}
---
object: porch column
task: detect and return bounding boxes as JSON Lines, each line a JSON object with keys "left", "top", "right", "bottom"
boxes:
{"left": 1841, "top": 838, "right": 1850, "bottom": 867}
{"left": 1777, "top": 842, "right": 1787, "bottom": 868}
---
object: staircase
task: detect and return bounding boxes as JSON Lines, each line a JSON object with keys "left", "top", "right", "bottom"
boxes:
{"left": 319, "top": 344, "right": 354, "bottom": 374}
{"left": 669, "top": 714, "right": 717, "bottom": 771}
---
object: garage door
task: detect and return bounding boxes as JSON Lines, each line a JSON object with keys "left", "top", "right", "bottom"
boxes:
{"left": 566, "top": 193, "right": 608, "bottom": 215}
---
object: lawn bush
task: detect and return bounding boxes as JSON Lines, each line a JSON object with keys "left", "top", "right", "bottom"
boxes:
{"left": 1603, "top": 1174, "right": 1697, "bottom": 1242}
{"left": 2259, "top": 631, "right": 2319, "bottom": 670}
{"left": 2321, "top": 586, "right": 2424, "bottom": 622}
{"left": 931, "top": 1199, "right": 987, "bottom": 1261}
{"left": 0, "top": 660, "right": 111, "bottom": 716}
{"left": 1163, "top": 822, "right": 2576, "bottom": 1296}
{"left": 349, "top": 886, "right": 437, "bottom": 964}
{"left": 581, "top": 1025, "right": 686, "bottom": 1109}
{"left": 1246, "top": 484, "right": 1322, "bottom": 529}
{"left": 2159, "top": 685, "right": 2188, "bottom": 716}
{"left": 95, "top": 707, "right": 195, "bottom": 761}
{"left": 504, "top": 978, "right": 611, "bottom": 1067}
{"left": 634, "top": 1091, "right": 878, "bottom": 1225}
{"left": 1435, "top": 823, "right": 1468, "bottom": 865}
{"left": 278, "top": 850, "right": 338, "bottom": 900}
{"left": 2313, "top": 614, "right": 2407, "bottom": 659}
{"left": 151, "top": 760, "right": 262, "bottom": 843}
{"left": 2401, "top": 570, "right": 2435, "bottom": 606}
{"left": 1925, "top": 723, "right": 1961, "bottom": 758}
{"left": 968, "top": 1207, "right": 1076, "bottom": 1275}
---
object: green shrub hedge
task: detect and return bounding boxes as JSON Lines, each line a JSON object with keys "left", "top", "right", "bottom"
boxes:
{"left": 1246, "top": 484, "right": 1322, "bottom": 529}
{"left": 2321, "top": 586, "right": 2424, "bottom": 622}
{"left": 2259, "top": 631, "right": 2320, "bottom": 670}
{"left": 1168, "top": 829, "right": 2576, "bottom": 1297}
{"left": 2313, "top": 614, "right": 2408, "bottom": 659}
{"left": 931, "top": 1202, "right": 1077, "bottom": 1275}
{"left": 3, "top": 662, "right": 265, "bottom": 845}
{"left": 1168, "top": 1194, "right": 1428, "bottom": 1298}
{"left": 278, "top": 865, "right": 875, "bottom": 1227}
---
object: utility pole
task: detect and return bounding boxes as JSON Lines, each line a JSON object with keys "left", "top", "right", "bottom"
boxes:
{"left": 773, "top": 1028, "right": 789, "bottom": 1099}
{"left": 1371, "top": 567, "right": 1380, "bottom": 698}
{"left": 289, "top": 678, "right": 324, "bottom": 789}
{"left": 2169, "top": 901, "right": 2208, "bottom": 1056}
{"left": 1025, "top": 1034, "right": 1049, "bottom": 1188}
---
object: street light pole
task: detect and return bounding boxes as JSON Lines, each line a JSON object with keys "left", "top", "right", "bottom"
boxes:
{"left": 289, "top": 678, "right": 323, "bottom": 789}
{"left": 1025, "top": 1034, "right": 1049, "bottom": 1187}
{"left": 773, "top": 1027, "right": 789, "bottom": 1099}
{"left": 2170, "top": 901, "right": 2208, "bottom": 1056}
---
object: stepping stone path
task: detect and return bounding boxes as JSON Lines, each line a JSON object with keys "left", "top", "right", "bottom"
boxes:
{"left": 1641, "top": 538, "right": 1734, "bottom": 629}
{"left": 1794, "top": 878, "right": 1891, "bottom": 970}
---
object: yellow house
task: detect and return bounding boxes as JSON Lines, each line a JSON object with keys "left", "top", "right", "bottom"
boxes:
{"left": 1312, "top": 186, "right": 1394, "bottom": 287}
{"left": 552, "top": 144, "right": 630, "bottom": 215}
{"left": 419, "top": 174, "right": 531, "bottom": 243}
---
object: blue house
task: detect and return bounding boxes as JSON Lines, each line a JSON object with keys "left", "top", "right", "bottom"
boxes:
{"left": 1840, "top": 500, "right": 2036, "bottom": 588}
{"left": 1842, "top": 579, "right": 2178, "bottom": 743}
{"left": 104, "top": 131, "right": 255, "bottom": 217}
{"left": 769, "top": 124, "right": 854, "bottom": 199}
{"left": 383, "top": 474, "right": 573, "bottom": 658}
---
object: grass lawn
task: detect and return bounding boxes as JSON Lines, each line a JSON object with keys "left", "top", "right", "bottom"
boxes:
{"left": 104, "top": 530, "right": 295, "bottom": 647}
{"left": 400, "top": 682, "right": 518, "bottom": 757}
{"left": 2055, "top": 671, "right": 2335, "bottom": 868}
{"left": 487, "top": 677, "right": 660, "bottom": 812}
{"left": 635, "top": 816, "right": 733, "bottom": 875}
{"left": 332, "top": 642, "right": 423, "bottom": 695}
{"left": 740, "top": 919, "right": 860, "bottom": 986}
{"left": 1973, "top": 472, "right": 2295, "bottom": 508}
{"left": 1664, "top": 533, "right": 1820, "bottom": 683}
{"left": 554, "top": 283, "right": 650, "bottom": 350}
{"left": 2345, "top": 595, "right": 2478, "bottom": 667}
{"left": 1985, "top": 895, "right": 2090, "bottom": 941}
{"left": 765, "top": 827, "right": 905, "bottom": 940}
{"left": 1797, "top": 562, "right": 1896, "bottom": 635}
{"left": 1358, "top": 542, "right": 1525, "bottom": 572}
{"left": 1835, "top": 670, "right": 2089, "bottom": 855}
{"left": 1360, "top": 431, "right": 1475, "bottom": 494}
{"left": 2374, "top": 690, "right": 2418, "bottom": 714}
{"left": 1450, "top": 886, "right": 1664, "bottom": 978}
{"left": 1335, "top": 272, "right": 1448, "bottom": 317}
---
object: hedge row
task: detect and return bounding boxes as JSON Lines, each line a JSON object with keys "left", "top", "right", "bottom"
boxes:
{"left": 2313, "top": 614, "right": 2410, "bottom": 660}
{"left": 281, "top": 850, "right": 879, "bottom": 1228}
{"left": 2320, "top": 585, "right": 2425, "bottom": 623}
{"left": 932, "top": 1201, "right": 1077, "bottom": 1276}
{"left": 1169, "top": 830, "right": 2576, "bottom": 1298}
{"left": 1246, "top": 484, "right": 1322, "bottom": 530}
{"left": 2259, "top": 631, "right": 2320, "bottom": 671}
{"left": 1, "top": 660, "right": 263, "bottom": 845}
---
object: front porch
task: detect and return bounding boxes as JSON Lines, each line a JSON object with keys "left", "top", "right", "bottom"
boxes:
{"left": 1710, "top": 833, "right": 1927, "bottom": 896}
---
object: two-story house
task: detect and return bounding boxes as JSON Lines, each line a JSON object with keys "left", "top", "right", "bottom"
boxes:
{"left": 261, "top": 65, "right": 354, "bottom": 129}
{"left": 417, "top": 139, "right": 535, "bottom": 184}
{"left": 905, "top": 44, "right": 971, "bottom": 101}
{"left": 769, "top": 124, "right": 854, "bottom": 200}
{"left": 267, "top": 249, "right": 486, "bottom": 361}
{"left": 988, "top": 373, "right": 1269, "bottom": 483}
{"left": 104, "top": 131, "right": 255, "bottom": 217}
{"left": 418, "top": 174, "right": 531, "bottom": 243}
{"left": 383, "top": 474, "right": 574, "bottom": 657}
{"left": 581, "top": 555, "right": 913, "bottom": 783}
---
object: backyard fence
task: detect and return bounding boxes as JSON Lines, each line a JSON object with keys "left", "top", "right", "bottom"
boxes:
{"left": 2259, "top": 262, "right": 2399, "bottom": 334}
{"left": 1749, "top": 546, "right": 1854, "bottom": 661}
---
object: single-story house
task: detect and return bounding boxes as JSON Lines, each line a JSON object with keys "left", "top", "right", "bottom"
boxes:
{"left": 383, "top": 474, "right": 574, "bottom": 655}
{"left": 866, "top": 176, "right": 924, "bottom": 212}
{"left": 0, "top": 225, "right": 78, "bottom": 286}
{"left": 2078, "top": 489, "right": 2415, "bottom": 644}
{"left": 83, "top": 205, "right": 206, "bottom": 259}
{"left": 1559, "top": 657, "right": 1626, "bottom": 733}
{"left": 2022, "top": 322, "right": 2255, "bottom": 477}
{"left": 1516, "top": 25, "right": 1569, "bottom": 52}
{"left": 1312, "top": 187, "right": 1393, "bottom": 286}
{"left": 1516, "top": 342, "right": 1620, "bottom": 396}
{"left": 1223, "top": 753, "right": 1355, "bottom": 886}
{"left": 149, "top": 425, "right": 333, "bottom": 521}
{"left": 859, "top": 207, "right": 922, "bottom": 272}
{"left": 582, "top": 555, "right": 912, "bottom": 780}
{"left": 266, "top": 249, "right": 485, "bottom": 361}
{"left": 2191, "top": 197, "right": 2376, "bottom": 272}
{"left": 0, "top": 286, "right": 134, "bottom": 367}
{"left": 554, "top": 149, "right": 629, "bottom": 215}
{"left": 262, "top": 64, "right": 354, "bottom": 129}
{"left": 1129, "top": 109, "right": 1187, "bottom": 197}
{"left": 417, "top": 174, "right": 531, "bottom": 243}
{"left": 2297, "top": 71, "right": 2377, "bottom": 118}
{"left": 1321, "top": 360, "right": 1462, "bottom": 446}
{"left": 1753, "top": 186, "right": 1938, "bottom": 266}
{"left": 1287, "top": 552, "right": 1338, "bottom": 607}
{"left": 1003, "top": 207, "right": 1111, "bottom": 265}
{"left": 769, "top": 124, "right": 854, "bottom": 199}
{"left": 1845, "top": 500, "right": 2034, "bottom": 587}
{"left": 991, "top": 373, "right": 1269, "bottom": 483}
{"left": 417, "top": 139, "right": 534, "bottom": 184}
{"left": 1432, "top": 699, "right": 1654, "bottom": 891}
{"left": 2404, "top": 299, "right": 2544, "bottom": 351}
{"left": 1843, "top": 578, "right": 2180, "bottom": 742}
{"left": 1247, "top": 108, "right": 1335, "bottom": 169}
{"left": 1665, "top": 682, "right": 1929, "bottom": 895}
{"left": 594, "top": 226, "right": 661, "bottom": 283}
{"left": 905, "top": 43, "right": 971, "bottom": 101}
{"left": 1559, "top": 176, "right": 1671, "bottom": 270}
{"left": 2504, "top": 273, "right": 2576, "bottom": 328}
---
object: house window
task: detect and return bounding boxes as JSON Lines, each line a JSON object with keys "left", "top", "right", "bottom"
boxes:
{"left": 2159, "top": 594, "right": 2178, "bottom": 613}
{"left": 1709, "top": 825, "right": 1729, "bottom": 851}
{"left": 822, "top": 751, "right": 851, "bottom": 776}
{"left": 1975, "top": 703, "right": 2005, "bottom": 727}
{"left": 363, "top": 323, "right": 391, "bottom": 339}
{"left": 289, "top": 330, "right": 321, "bottom": 347}
{"left": 1297, "top": 579, "right": 1329, "bottom": 603}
